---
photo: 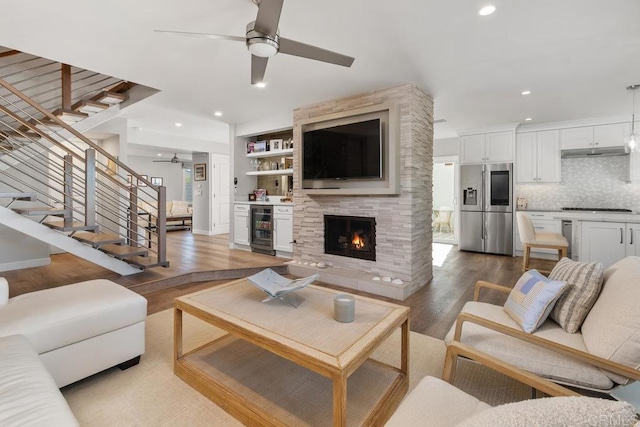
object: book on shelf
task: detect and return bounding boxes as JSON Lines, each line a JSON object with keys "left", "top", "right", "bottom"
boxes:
{"left": 247, "top": 268, "right": 319, "bottom": 299}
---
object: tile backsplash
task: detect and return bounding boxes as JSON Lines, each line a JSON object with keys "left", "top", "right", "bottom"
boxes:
{"left": 516, "top": 156, "right": 640, "bottom": 211}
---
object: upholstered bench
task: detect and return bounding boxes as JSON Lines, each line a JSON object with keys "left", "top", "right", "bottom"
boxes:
{"left": 0, "top": 279, "right": 147, "bottom": 387}
{"left": 0, "top": 334, "right": 78, "bottom": 426}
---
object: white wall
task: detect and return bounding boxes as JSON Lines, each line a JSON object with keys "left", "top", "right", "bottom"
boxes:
{"left": 433, "top": 162, "right": 455, "bottom": 209}
{"left": 126, "top": 156, "right": 186, "bottom": 201}
{"left": 191, "top": 152, "right": 211, "bottom": 235}
{"left": 235, "top": 111, "right": 293, "bottom": 138}
{"left": 434, "top": 137, "right": 459, "bottom": 157}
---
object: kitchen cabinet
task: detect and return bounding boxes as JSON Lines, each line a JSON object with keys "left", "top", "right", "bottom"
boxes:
{"left": 273, "top": 205, "right": 293, "bottom": 253}
{"left": 561, "top": 124, "right": 626, "bottom": 150}
{"left": 516, "top": 130, "right": 561, "bottom": 183}
{"left": 233, "top": 204, "right": 250, "bottom": 246}
{"left": 580, "top": 221, "right": 640, "bottom": 268}
{"left": 461, "top": 131, "right": 513, "bottom": 164}
{"left": 515, "top": 211, "right": 562, "bottom": 257}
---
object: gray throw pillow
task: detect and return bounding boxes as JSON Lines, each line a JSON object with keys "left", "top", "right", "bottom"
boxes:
{"left": 549, "top": 258, "right": 604, "bottom": 333}
{"left": 456, "top": 396, "right": 638, "bottom": 427}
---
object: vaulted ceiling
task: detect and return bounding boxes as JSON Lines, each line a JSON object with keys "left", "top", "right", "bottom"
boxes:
{"left": 0, "top": 0, "right": 639, "bottom": 140}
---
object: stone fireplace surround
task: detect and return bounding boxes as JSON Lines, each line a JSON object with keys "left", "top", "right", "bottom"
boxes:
{"left": 289, "top": 83, "right": 434, "bottom": 300}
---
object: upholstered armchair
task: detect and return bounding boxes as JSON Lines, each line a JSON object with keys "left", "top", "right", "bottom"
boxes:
{"left": 445, "top": 256, "right": 640, "bottom": 395}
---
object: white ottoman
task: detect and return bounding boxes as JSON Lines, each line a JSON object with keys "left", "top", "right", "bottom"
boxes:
{"left": 0, "top": 279, "right": 147, "bottom": 387}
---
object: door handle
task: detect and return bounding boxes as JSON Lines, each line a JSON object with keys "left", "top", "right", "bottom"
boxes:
{"left": 630, "top": 228, "right": 634, "bottom": 245}
{"left": 620, "top": 228, "right": 624, "bottom": 244}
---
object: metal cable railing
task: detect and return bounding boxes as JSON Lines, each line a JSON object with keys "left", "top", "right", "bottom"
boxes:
{"left": 0, "top": 77, "right": 167, "bottom": 267}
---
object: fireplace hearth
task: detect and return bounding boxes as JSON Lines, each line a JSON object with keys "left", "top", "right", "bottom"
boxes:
{"left": 324, "top": 215, "right": 376, "bottom": 261}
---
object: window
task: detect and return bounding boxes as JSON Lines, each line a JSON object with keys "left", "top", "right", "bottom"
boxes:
{"left": 183, "top": 168, "right": 193, "bottom": 203}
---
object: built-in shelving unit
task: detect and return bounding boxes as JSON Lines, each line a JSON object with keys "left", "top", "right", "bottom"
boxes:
{"left": 246, "top": 169, "right": 294, "bottom": 176}
{"left": 246, "top": 148, "right": 293, "bottom": 159}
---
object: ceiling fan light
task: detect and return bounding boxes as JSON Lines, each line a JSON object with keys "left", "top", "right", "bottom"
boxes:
{"left": 247, "top": 38, "right": 279, "bottom": 57}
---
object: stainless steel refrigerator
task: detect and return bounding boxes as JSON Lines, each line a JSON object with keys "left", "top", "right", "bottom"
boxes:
{"left": 459, "top": 163, "right": 513, "bottom": 255}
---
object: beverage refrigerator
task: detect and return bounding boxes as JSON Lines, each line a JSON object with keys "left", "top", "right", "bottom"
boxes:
{"left": 459, "top": 163, "right": 513, "bottom": 255}
{"left": 250, "top": 205, "right": 275, "bottom": 255}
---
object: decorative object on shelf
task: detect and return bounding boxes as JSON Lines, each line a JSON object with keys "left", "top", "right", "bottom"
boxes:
{"left": 626, "top": 84, "right": 640, "bottom": 153}
{"left": 194, "top": 163, "right": 207, "bottom": 181}
{"left": 247, "top": 141, "right": 255, "bottom": 153}
{"left": 254, "top": 140, "right": 267, "bottom": 153}
{"left": 248, "top": 193, "right": 257, "bottom": 201}
{"left": 270, "top": 139, "right": 283, "bottom": 150}
{"left": 150, "top": 177, "right": 163, "bottom": 186}
{"left": 138, "top": 175, "right": 148, "bottom": 187}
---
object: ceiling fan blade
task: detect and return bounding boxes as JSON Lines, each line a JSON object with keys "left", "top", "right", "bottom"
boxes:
{"left": 279, "top": 38, "right": 354, "bottom": 67}
{"left": 251, "top": 55, "right": 269, "bottom": 85}
{"left": 154, "top": 30, "right": 245, "bottom": 42}
{"left": 254, "top": 0, "right": 284, "bottom": 35}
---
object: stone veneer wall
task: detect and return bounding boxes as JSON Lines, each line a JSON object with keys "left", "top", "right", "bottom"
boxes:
{"left": 292, "top": 84, "right": 433, "bottom": 295}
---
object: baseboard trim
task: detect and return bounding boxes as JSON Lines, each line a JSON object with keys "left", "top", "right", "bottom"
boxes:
{"left": 0, "top": 257, "right": 51, "bottom": 272}
{"left": 192, "top": 229, "right": 214, "bottom": 236}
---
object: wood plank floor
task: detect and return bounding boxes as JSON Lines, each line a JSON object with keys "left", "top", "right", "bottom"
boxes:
{"left": 3, "top": 231, "right": 535, "bottom": 340}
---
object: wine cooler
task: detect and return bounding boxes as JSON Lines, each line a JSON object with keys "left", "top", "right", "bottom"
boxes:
{"left": 250, "top": 205, "right": 275, "bottom": 255}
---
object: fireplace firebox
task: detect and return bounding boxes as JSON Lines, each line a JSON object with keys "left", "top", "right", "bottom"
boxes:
{"left": 324, "top": 215, "right": 376, "bottom": 261}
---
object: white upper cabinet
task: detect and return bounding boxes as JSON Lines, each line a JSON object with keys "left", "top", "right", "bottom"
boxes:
{"left": 516, "top": 130, "right": 560, "bottom": 183}
{"left": 461, "top": 131, "right": 513, "bottom": 164}
{"left": 536, "top": 130, "right": 561, "bottom": 182}
{"left": 560, "top": 126, "right": 594, "bottom": 150}
{"left": 561, "top": 123, "right": 626, "bottom": 150}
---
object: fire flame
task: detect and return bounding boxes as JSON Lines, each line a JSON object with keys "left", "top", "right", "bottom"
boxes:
{"left": 352, "top": 233, "right": 365, "bottom": 249}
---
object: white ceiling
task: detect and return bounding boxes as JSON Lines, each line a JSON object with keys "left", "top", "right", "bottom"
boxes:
{"left": 1, "top": 0, "right": 639, "bottom": 140}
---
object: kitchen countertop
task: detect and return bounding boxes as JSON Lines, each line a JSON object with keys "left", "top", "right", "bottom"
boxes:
{"left": 551, "top": 211, "right": 640, "bottom": 223}
{"left": 516, "top": 209, "right": 562, "bottom": 212}
{"left": 234, "top": 200, "right": 294, "bottom": 206}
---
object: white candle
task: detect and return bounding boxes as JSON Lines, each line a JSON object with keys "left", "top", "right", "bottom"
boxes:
{"left": 334, "top": 294, "right": 355, "bottom": 323}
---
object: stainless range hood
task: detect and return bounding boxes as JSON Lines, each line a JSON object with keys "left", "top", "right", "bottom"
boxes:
{"left": 561, "top": 146, "right": 629, "bottom": 159}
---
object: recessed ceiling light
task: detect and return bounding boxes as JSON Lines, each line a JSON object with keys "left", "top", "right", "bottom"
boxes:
{"left": 521, "top": 90, "right": 532, "bottom": 95}
{"left": 214, "top": 111, "right": 223, "bottom": 117}
{"left": 478, "top": 5, "right": 496, "bottom": 16}
{"left": 157, "top": 153, "right": 162, "bottom": 157}
{"left": 525, "top": 117, "right": 533, "bottom": 121}
{"left": 255, "top": 82, "right": 267, "bottom": 88}
{"left": 175, "top": 122, "right": 182, "bottom": 127}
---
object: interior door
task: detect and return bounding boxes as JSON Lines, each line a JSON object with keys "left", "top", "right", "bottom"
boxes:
{"left": 212, "top": 154, "right": 230, "bottom": 234}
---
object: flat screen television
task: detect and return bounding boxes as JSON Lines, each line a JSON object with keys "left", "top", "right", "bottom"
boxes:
{"left": 302, "top": 118, "right": 382, "bottom": 180}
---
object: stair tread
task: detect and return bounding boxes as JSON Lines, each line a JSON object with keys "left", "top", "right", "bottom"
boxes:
{"left": 91, "top": 91, "right": 128, "bottom": 105}
{"left": 43, "top": 220, "right": 99, "bottom": 232}
{"left": 72, "top": 232, "right": 124, "bottom": 246}
{"left": 53, "top": 108, "right": 89, "bottom": 123}
{"left": 124, "top": 256, "right": 168, "bottom": 269}
{"left": 0, "top": 192, "right": 37, "bottom": 201}
{"left": 100, "top": 244, "right": 148, "bottom": 258}
{"left": 0, "top": 131, "right": 41, "bottom": 141}
{"left": 71, "top": 99, "right": 109, "bottom": 113}
{"left": 13, "top": 206, "right": 67, "bottom": 216}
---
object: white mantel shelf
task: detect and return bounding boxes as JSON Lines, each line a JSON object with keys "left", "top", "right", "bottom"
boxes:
{"left": 245, "top": 169, "right": 293, "bottom": 176}
{"left": 246, "top": 149, "right": 293, "bottom": 159}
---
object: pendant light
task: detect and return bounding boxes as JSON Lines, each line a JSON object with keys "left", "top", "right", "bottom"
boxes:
{"left": 626, "top": 84, "right": 640, "bottom": 153}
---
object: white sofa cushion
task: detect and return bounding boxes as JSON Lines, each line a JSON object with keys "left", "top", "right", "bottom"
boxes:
{"left": 170, "top": 200, "right": 189, "bottom": 215}
{"left": 581, "top": 256, "right": 640, "bottom": 384}
{"left": 445, "top": 301, "right": 614, "bottom": 390}
{"left": 385, "top": 376, "right": 490, "bottom": 427}
{"left": 0, "top": 334, "right": 78, "bottom": 426}
{"left": 456, "top": 396, "right": 637, "bottom": 427}
{"left": 0, "top": 277, "right": 8, "bottom": 306}
{"left": 0, "top": 279, "right": 147, "bottom": 354}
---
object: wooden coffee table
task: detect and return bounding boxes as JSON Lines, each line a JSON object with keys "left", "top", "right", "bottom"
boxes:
{"left": 174, "top": 278, "right": 409, "bottom": 426}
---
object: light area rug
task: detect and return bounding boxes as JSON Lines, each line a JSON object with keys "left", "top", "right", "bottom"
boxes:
{"left": 62, "top": 309, "right": 530, "bottom": 426}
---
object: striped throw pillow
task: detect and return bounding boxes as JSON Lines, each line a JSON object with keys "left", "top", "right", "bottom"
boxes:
{"left": 504, "top": 270, "right": 568, "bottom": 333}
{"left": 549, "top": 258, "right": 604, "bottom": 333}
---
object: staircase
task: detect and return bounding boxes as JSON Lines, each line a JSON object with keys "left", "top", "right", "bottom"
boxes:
{"left": 0, "top": 64, "right": 167, "bottom": 275}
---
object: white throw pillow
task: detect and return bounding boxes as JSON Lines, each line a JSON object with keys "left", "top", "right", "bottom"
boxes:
{"left": 0, "top": 278, "right": 8, "bottom": 305}
{"left": 171, "top": 201, "right": 189, "bottom": 215}
{"left": 456, "top": 396, "right": 638, "bottom": 427}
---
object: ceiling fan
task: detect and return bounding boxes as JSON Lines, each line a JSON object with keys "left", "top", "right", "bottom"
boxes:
{"left": 153, "top": 153, "right": 185, "bottom": 164}
{"left": 155, "top": 0, "right": 355, "bottom": 85}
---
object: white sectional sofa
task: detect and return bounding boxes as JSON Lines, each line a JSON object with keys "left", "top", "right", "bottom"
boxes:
{"left": 0, "top": 334, "right": 79, "bottom": 426}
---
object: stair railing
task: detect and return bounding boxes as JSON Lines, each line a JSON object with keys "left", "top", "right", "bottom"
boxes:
{"left": 0, "top": 78, "right": 167, "bottom": 268}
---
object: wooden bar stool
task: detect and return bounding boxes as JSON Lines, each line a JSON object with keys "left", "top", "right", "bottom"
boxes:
{"left": 516, "top": 212, "right": 568, "bottom": 273}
